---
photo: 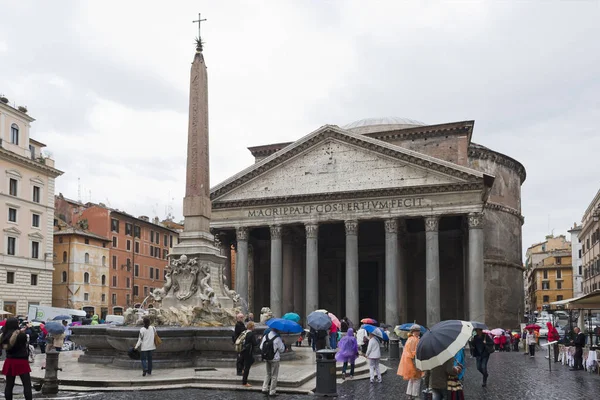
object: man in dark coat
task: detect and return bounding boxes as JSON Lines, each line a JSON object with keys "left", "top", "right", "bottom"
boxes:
{"left": 233, "top": 313, "right": 246, "bottom": 376}
{"left": 471, "top": 328, "right": 494, "bottom": 387}
{"left": 570, "top": 327, "right": 586, "bottom": 371}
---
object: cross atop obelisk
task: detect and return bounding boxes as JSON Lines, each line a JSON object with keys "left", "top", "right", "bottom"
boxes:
{"left": 192, "top": 13, "right": 207, "bottom": 52}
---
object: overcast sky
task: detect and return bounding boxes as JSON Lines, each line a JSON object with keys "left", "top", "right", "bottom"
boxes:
{"left": 1, "top": 1, "right": 599, "bottom": 258}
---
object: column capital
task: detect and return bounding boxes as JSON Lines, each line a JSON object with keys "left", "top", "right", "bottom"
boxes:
{"left": 236, "top": 226, "right": 249, "bottom": 241}
{"left": 345, "top": 220, "right": 359, "bottom": 236}
{"left": 384, "top": 219, "right": 398, "bottom": 234}
{"left": 305, "top": 223, "right": 319, "bottom": 239}
{"left": 270, "top": 225, "right": 283, "bottom": 239}
{"left": 424, "top": 216, "right": 439, "bottom": 232}
{"left": 468, "top": 213, "right": 484, "bottom": 229}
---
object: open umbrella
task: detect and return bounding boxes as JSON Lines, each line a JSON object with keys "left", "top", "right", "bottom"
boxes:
{"left": 328, "top": 313, "right": 341, "bottom": 329}
{"left": 52, "top": 315, "right": 71, "bottom": 321}
{"left": 490, "top": 328, "right": 505, "bottom": 336}
{"left": 415, "top": 320, "right": 473, "bottom": 371}
{"left": 361, "top": 318, "right": 377, "bottom": 325}
{"left": 307, "top": 311, "right": 332, "bottom": 331}
{"left": 282, "top": 312, "right": 301, "bottom": 323}
{"left": 0, "top": 310, "right": 13, "bottom": 315}
{"left": 363, "top": 324, "right": 389, "bottom": 341}
{"left": 44, "top": 321, "right": 66, "bottom": 335}
{"left": 525, "top": 324, "right": 541, "bottom": 331}
{"left": 471, "top": 321, "right": 488, "bottom": 330}
{"left": 395, "top": 323, "right": 427, "bottom": 336}
{"left": 314, "top": 309, "right": 328, "bottom": 314}
{"left": 266, "top": 318, "right": 303, "bottom": 334}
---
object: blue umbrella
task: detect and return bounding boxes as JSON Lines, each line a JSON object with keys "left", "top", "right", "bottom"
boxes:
{"left": 52, "top": 315, "right": 71, "bottom": 321}
{"left": 266, "top": 318, "right": 303, "bottom": 334}
{"left": 307, "top": 311, "right": 332, "bottom": 331}
{"left": 363, "top": 324, "right": 389, "bottom": 341}
{"left": 282, "top": 312, "right": 301, "bottom": 323}
{"left": 396, "top": 323, "right": 427, "bottom": 335}
{"left": 44, "top": 321, "right": 65, "bottom": 335}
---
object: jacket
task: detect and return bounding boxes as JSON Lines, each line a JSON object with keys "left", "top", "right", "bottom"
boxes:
{"left": 424, "top": 358, "right": 456, "bottom": 390}
{"left": 573, "top": 332, "right": 586, "bottom": 348}
{"left": 234, "top": 321, "right": 245, "bottom": 342}
{"left": 135, "top": 326, "right": 157, "bottom": 352}
{"left": 547, "top": 323, "right": 560, "bottom": 342}
{"left": 1, "top": 330, "right": 28, "bottom": 359}
{"left": 241, "top": 330, "right": 258, "bottom": 359}
{"left": 526, "top": 331, "right": 537, "bottom": 345}
{"left": 365, "top": 337, "right": 381, "bottom": 359}
{"left": 471, "top": 333, "right": 493, "bottom": 358}
{"left": 260, "top": 330, "right": 285, "bottom": 361}
{"left": 53, "top": 333, "right": 66, "bottom": 349}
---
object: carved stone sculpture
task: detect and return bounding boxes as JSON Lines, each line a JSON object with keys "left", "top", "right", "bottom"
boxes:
{"left": 260, "top": 307, "right": 274, "bottom": 324}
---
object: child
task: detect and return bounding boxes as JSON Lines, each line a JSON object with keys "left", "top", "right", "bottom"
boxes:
{"left": 296, "top": 331, "right": 304, "bottom": 347}
{"left": 335, "top": 328, "right": 358, "bottom": 379}
{"left": 365, "top": 332, "right": 382, "bottom": 383}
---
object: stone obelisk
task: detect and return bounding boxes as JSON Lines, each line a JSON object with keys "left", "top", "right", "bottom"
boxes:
{"left": 161, "top": 32, "right": 234, "bottom": 309}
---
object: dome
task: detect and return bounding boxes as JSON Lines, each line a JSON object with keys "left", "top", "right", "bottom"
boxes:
{"left": 343, "top": 117, "right": 426, "bottom": 135}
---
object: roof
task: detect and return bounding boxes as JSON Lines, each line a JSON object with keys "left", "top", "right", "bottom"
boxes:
{"left": 54, "top": 227, "right": 110, "bottom": 242}
{"left": 29, "top": 138, "right": 47, "bottom": 148}
{"left": 109, "top": 209, "right": 180, "bottom": 234}
{"left": 342, "top": 117, "right": 426, "bottom": 134}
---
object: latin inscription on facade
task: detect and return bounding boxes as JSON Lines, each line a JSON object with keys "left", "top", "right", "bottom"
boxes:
{"left": 247, "top": 197, "right": 425, "bottom": 218}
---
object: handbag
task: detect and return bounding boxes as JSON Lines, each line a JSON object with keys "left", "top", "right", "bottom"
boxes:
{"left": 153, "top": 327, "right": 162, "bottom": 347}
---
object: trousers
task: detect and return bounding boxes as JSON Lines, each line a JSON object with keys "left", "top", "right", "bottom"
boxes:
{"left": 262, "top": 360, "right": 280, "bottom": 395}
{"left": 368, "top": 359, "right": 381, "bottom": 382}
{"left": 4, "top": 374, "right": 32, "bottom": 400}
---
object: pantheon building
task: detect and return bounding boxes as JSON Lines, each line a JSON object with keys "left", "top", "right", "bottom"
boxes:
{"left": 210, "top": 118, "right": 525, "bottom": 329}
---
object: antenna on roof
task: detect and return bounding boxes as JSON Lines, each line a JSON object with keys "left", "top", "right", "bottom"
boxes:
{"left": 78, "top": 177, "right": 81, "bottom": 203}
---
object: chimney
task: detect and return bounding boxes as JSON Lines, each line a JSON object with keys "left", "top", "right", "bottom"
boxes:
{"left": 139, "top": 215, "right": 149, "bottom": 222}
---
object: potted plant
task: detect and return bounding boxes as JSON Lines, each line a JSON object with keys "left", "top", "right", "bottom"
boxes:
{"left": 0, "top": 95, "right": 8, "bottom": 104}
{"left": 18, "top": 105, "right": 28, "bottom": 113}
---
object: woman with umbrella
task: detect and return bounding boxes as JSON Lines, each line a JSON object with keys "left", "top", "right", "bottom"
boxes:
{"left": 335, "top": 328, "right": 358, "bottom": 379}
{"left": 0, "top": 317, "right": 33, "bottom": 400}
{"left": 397, "top": 324, "right": 424, "bottom": 399}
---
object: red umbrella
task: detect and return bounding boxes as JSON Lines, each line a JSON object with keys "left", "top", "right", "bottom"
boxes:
{"left": 0, "top": 319, "right": 6, "bottom": 327}
{"left": 361, "top": 318, "right": 377, "bottom": 325}
{"left": 525, "top": 324, "right": 541, "bottom": 330}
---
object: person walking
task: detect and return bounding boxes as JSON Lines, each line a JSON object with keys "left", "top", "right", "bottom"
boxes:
{"left": 526, "top": 328, "right": 537, "bottom": 358}
{"left": 240, "top": 322, "right": 258, "bottom": 387}
{"left": 233, "top": 313, "right": 246, "bottom": 376}
{"left": 260, "top": 328, "right": 286, "bottom": 396}
{"left": 329, "top": 322, "right": 338, "bottom": 349}
{"left": 1, "top": 317, "right": 33, "bottom": 400}
{"left": 546, "top": 322, "right": 560, "bottom": 363}
{"left": 340, "top": 317, "right": 349, "bottom": 333}
{"left": 397, "top": 324, "right": 423, "bottom": 399}
{"left": 365, "top": 332, "right": 382, "bottom": 383}
{"left": 570, "top": 327, "right": 586, "bottom": 371}
{"left": 335, "top": 328, "right": 358, "bottom": 379}
{"left": 471, "top": 328, "right": 493, "bottom": 387}
{"left": 134, "top": 317, "right": 156, "bottom": 376}
{"left": 424, "top": 358, "right": 461, "bottom": 400}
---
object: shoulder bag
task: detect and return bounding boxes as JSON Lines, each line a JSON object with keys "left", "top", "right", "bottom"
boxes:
{"left": 153, "top": 326, "right": 162, "bottom": 347}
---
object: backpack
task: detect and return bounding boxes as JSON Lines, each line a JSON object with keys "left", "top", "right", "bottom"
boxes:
{"left": 261, "top": 333, "right": 280, "bottom": 361}
{"left": 235, "top": 330, "right": 249, "bottom": 353}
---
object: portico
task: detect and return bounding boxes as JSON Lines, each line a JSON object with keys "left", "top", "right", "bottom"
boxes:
{"left": 210, "top": 124, "right": 494, "bottom": 326}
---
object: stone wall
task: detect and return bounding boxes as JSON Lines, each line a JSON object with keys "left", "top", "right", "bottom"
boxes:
{"left": 0, "top": 268, "right": 53, "bottom": 315}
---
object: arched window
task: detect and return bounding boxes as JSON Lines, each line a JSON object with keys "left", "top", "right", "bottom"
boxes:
{"left": 85, "top": 253, "right": 90, "bottom": 264}
{"left": 84, "top": 272, "right": 90, "bottom": 283}
{"left": 10, "top": 124, "right": 19, "bottom": 145}
{"left": 62, "top": 251, "right": 67, "bottom": 263}
{"left": 101, "top": 274, "right": 106, "bottom": 286}
{"left": 102, "top": 256, "right": 106, "bottom": 266}
{"left": 62, "top": 271, "right": 67, "bottom": 282}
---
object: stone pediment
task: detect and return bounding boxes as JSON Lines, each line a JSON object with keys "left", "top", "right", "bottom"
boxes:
{"left": 3, "top": 226, "right": 22, "bottom": 235}
{"left": 212, "top": 125, "right": 490, "bottom": 203}
{"left": 28, "top": 231, "right": 44, "bottom": 240}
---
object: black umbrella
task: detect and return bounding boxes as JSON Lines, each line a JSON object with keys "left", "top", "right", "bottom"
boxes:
{"left": 415, "top": 320, "right": 473, "bottom": 371}
{"left": 471, "top": 321, "right": 488, "bottom": 330}
{"left": 307, "top": 311, "right": 332, "bottom": 331}
{"left": 127, "top": 347, "right": 140, "bottom": 360}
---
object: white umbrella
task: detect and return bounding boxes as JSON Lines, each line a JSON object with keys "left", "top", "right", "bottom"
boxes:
{"left": 0, "top": 310, "right": 13, "bottom": 315}
{"left": 415, "top": 320, "right": 473, "bottom": 371}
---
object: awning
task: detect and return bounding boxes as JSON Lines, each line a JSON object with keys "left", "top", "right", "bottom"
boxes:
{"left": 550, "top": 290, "right": 600, "bottom": 310}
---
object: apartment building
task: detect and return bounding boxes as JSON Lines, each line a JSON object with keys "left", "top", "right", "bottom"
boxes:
{"left": 579, "top": 189, "right": 600, "bottom": 294}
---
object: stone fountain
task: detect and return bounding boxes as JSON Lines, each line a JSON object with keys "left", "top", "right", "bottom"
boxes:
{"left": 70, "top": 28, "right": 297, "bottom": 369}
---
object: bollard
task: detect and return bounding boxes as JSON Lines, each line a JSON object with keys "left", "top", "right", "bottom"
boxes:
{"left": 389, "top": 339, "right": 400, "bottom": 360}
{"left": 40, "top": 350, "right": 62, "bottom": 394}
{"left": 315, "top": 349, "right": 337, "bottom": 397}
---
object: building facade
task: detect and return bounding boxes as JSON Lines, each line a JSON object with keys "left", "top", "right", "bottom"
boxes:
{"left": 527, "top": 251, "right": 573, "bottom": 311}
{"left": 568, "top": 223, "right": 584, "bottom": 298}
{"left": 0, "top": 99, "right": 62, "bottom": 316}
{"left": 52, "top": 228, "right": 110, "bottom": 318}
{"left": 579, "top": 189, "right": 600, "bottom": 294}
{"left": 210, "top": 118, "right": 526, "bottom": 328}
{"left": 54, "top": 198, "right": 179, "bottom": 315}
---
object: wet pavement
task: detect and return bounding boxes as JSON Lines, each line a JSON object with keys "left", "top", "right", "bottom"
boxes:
{"left": 6, "top": 350, "right": 600, "bottom": 399}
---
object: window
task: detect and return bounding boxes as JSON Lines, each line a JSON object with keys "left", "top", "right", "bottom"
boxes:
{"left": 135, "top": 241, "right": 139, "bottom": 253}
{"left": 556, "top": 269, "right": 562, "bottom": 279}
{"left": 63, "top": 251, "right": 67, "bottom": 262}
{"left": 58, "top": 236, "right": 62, "bottom": 243}
{"left": 102, "top": 274, "right": 106, "bottom": 285}
{"left": 587, "top": 238, "right": 590, "bottom": 249}
{"left": 7, "top": 237, "right": 16, "bottom": 255}
{"left": 150, "top": 231, "right": 154, "bottom": 242}
{"left": 556, "top": 281, "right": 562, "bottom": 289}
{"left": 144, "top": 286, "right": 148, "bottom": 296}
{"left": 164, "top": 269, "right": 167, "bottom": 280}
{"left": 555, "top": 257, "right": 561, "bottom": 265}
{"left": 112, "top": 236, "right": 117, "bottom": 248}
{"left": 579, "top": 249, "right": 582, "bottom": 259}
{"left": 127, "top": 240, "right": 131, "bottom": 251}
{"left": 155, "top": 232, "right": 159, "bottom": 245}
{"left": 85, "top": 238, "right": 89, "bottom": 245}
{"left": 111, "top": 219, "right": 119, "bottom": 233}
{"left": 134, "top": 226, "right": 141, "bottom": 238}
{"left": 155, "top": 268, "right": 160, "bottom": 280}
{"left": 102, "top": 256, "right": 106, "bottom": 266}
{"left": 84, "top": 272, "right": 90, "bottom": 283}
{"left": 164, "top": 234, "right": 168, "bottom": 246}
{"left": 126, "top": 258, "right": 131, "bottom": 271}
{"left": 101, "top": 293, "right": 106, "bottom": 303}
{"left": 134, "top": 264, "right": 139, "bottom": 277}
{"left": 150, "top": 245, "right": 154, "bottom": 257}
{"left": 32, "top": 186, "right": 40, "bottom": 203}
{"left": 543, "top": 295, "right": 549, "bottom": 303}
{"left": 149, "top": 267, "right": 154, "bottom": 279}
{"left": 133, "top": 286, "right": 139, "bottom": 296}
{"left": 7, "top": 271, "right": 14, "bottom": 284}
{"left": 8, "top": 208, "right": 17, "bottom": 222}
{"left": 125, "top": 223, "right": 132, "bottom": 236}
{"left": 62, "top": 271, "right": 67, "bottom": 282}
{"left": 31, "top": 241, "right": 39, "bottom": 259}
{"left": 543, "top": 270, "right": 548, "bottom": 279}
{"left": 557, "top": 295, "right": 563, "bottom": 301}
{"left": 29, "top": 144, "right": 35, "bottom": 159}
{"left": 9, "top": 178, "right": 17, "bottom": 196}
{"left": 10, "top": 124, "right": 19, "bottom": 144}
{"left": 126, "top": 294, "right": 130, "bottom": 305}
{"left": 112, "top": 276, "right": 117, "bottom": 286}
{"left": 579, "top": 265, "right": 582, "bottom": 275}
{"left": 31, "top": 274, "right": 38, "bottom": 285}
{"left": 170, "top": 235, "right": 173, "bottom": 247}
{"left": 126, "top": 277, "right": 130, "bottom": 288}
{"left": 84, "top": 293, "right": 89, "bottom": 301}
{"left": 112, "top": 294, "right": 117, "bottom": 305}
{"left": 163, "top": 249, "right": 168, "bottom": 259}
{"left": 112, "top": 255, "right": 117, "bottom": 269}
{"left": 85, "top": 253, "right": 90, "bottom": 264}
{"left": 542, "top": 281, "right": 550, "bottom": 290}
{"left": 32, "top": 213, "right": 40, "bottom": 227}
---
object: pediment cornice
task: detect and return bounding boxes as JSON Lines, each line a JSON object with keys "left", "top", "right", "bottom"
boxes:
{"left": 28, "top": 231, "right": 44, "bottom": 240}
{"left": 3, "top": 226, "right": 22, "bottom": 235}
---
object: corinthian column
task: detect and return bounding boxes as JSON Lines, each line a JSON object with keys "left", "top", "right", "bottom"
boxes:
{"left": 270, "top": 225, "right": 283, "bottom": 318}
{"left": 236, "top": 227, "right": 249, "bottom": 313}
{"left": 468, "top": 213, "right": 485, "bottom": 323}
{"left": 384, "top": 219, "right": 399, "bottom": 325}
{"left": 305, "top": 223, "right": 319, "bottom": 314}
{"left": 345, "top": 220, "right": 359, "bottom": 326}
{"left": 425, "top": 216, "right": 440, "bottom": 327}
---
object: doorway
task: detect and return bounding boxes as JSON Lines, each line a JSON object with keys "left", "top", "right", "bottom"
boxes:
{"left": 359, "top": 261, "right": 380, "bottom": 321}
